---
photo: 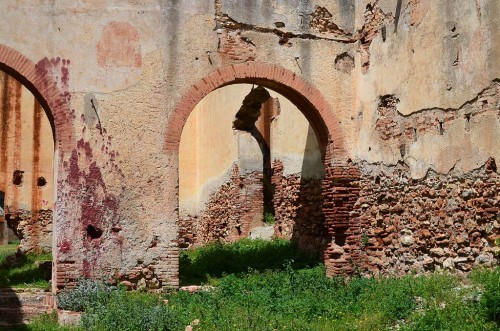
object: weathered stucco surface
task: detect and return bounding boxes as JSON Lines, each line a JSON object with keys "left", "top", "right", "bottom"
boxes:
{"left": 0, "top": 0, "right": 497, "bottom": 291}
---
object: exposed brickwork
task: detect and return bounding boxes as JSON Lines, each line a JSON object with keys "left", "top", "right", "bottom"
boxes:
{"left": 357, "top": 159, "right": 499, "bottom": 274}
{"left": 322, "top": 156, "right": 363, "bottom": 277}
{"left": 168, "top": 63, "right": 351, "bottom": 281}
{"left": 0, "top": 288, "right": 54, "bottom": 327}
{"left": 358, "top": 2, "right": 394, "bottom": 73}
{"left": 218, "top": 30, "right": 256, "bottom": 64}
{"left": 272, "top": 160, "right": 326, "bottom": 256}
{"left": 179, "top": 164, "right": 264, "bottom": 248}
{"left": 310, "top": 6, "right": 352, "bottom": 37}
{"left": 164, "top": 63, "right": 346, "bottom": 157}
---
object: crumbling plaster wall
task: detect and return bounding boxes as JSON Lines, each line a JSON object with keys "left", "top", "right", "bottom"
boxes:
{"left": 355, "top": 0, "right": 500, "bottom": 177}
{"left": 0, "top": 0, "right": 356, "bottom": 290}
{"left": 351, "top": 0, "right": 499, "bottom": 274}
{"left": 0, "top": 0, "right": 496, "bottom": 290}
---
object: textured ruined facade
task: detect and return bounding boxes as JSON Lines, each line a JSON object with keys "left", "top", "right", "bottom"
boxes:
{"left": 0, "top": 0, "right": 497, "bottom": 292}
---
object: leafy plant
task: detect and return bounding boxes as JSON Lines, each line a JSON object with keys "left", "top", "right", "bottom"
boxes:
{"left": 57, "top": 279, "right": 114, "bottom": 312}
{"left": 263, "top": 212, "right": 275, "bottom": 225}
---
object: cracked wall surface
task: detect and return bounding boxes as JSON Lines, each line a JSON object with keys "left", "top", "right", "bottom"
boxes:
{"left": 0, "top": 0, "right": 497, "bottom": 290}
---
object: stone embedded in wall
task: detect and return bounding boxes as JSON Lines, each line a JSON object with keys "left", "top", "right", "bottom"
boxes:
{"left": 356, "top": 159, "right": 499, "bottom": 275}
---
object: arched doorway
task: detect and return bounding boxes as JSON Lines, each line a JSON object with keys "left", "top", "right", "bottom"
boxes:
{"left": 0, "top": 70, "right": 54, "bottom": 251}
{"left": 166, "top": 63, "right": 363, "bottom": 282}
{"left": 0, "top": 44, "right": 74, "bottom": 292}
{"left": 178, "top": 84, "right": 326, "bottom": 253}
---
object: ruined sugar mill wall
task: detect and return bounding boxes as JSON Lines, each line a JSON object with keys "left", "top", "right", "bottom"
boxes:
{"left": 0, "top": 0, "right": 497, "bottom": 291}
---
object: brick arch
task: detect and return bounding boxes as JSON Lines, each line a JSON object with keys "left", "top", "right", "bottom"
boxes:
{"left": 164, "top": 62, "right": 347, "bottom": 159}
{"left": 0, "top": 44, "right": 74, "bottom": 149}
{"left": 166, "top": 62, "right": 364, "bottom": 278}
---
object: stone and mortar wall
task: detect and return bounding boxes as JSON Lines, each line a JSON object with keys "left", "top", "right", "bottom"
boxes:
{"left": 272, "top": 160, "right": 326, "bottom": 256}
{"left": 179, "top": 164, "right": 263, "bottom": 248}
{"left": 0, "top": 0, "right": 497, "bottom": 291}
{"left": 357, "top": 159, "right": 499, "bottom": 274}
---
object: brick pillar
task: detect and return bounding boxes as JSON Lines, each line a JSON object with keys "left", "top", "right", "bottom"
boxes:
{"left": 322, "top": 145, "right": 364, "bottom": 276}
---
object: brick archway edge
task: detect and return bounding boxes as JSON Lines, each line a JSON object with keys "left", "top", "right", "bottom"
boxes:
{"left": 0, "top": 44, "right": 73, "bottom": 149}
{"left": 164, "top": 62, "right": 347, "bottom": 159}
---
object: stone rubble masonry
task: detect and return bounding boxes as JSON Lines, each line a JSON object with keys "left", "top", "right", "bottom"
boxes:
{"left": 179, "top": 164, "right": 264, "bottom": 248}
{"left": 357, "top": 158, "right": 499, "bottom": 275}
{"left": 6, "top": 209, "right": 52, "bottom": 252}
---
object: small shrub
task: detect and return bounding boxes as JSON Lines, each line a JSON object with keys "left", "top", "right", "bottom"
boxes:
{"left": 263, "top": 212, "right": 275, "bottom": 225}
{"left": 57, "top": 279, "right": 113, "bottom": 312}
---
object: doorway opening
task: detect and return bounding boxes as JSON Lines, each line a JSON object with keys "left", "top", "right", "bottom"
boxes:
{"left": 178, "top": 84, "right": 326, "bottom": 256}
{"left": 0, "top": 69, "right": 54, "bottom": 253}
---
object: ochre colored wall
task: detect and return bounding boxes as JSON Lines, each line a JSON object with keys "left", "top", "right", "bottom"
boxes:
{"left": 179, "top": 84, "right": 323, "bottom": 218}
{"left": 0, "top": 70, "right": 54, "bottom": 251}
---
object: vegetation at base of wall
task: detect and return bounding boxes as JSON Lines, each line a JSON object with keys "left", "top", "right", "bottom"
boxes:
{"left": 0, "top": 243, "right": 18, "bottom": 265}
{"left": 47, "top": 264, "right": 500, "bottom": 331}
{"left": 9, "top": 311, "right": 81, "bottom": 331}
{"left": 57, "top": 279, "right": 114, "bottom": 312}
{"left": 179, "top": 238, "right": 320, "bottom": 285}
{"left": 21, "top": 240, "right": 500, "bottom": 330}
{"left": 263, "top": 212, "right": 275, "bottom": 225}
{"left": 0, "top": 246, "right": 52, "bottom": 289}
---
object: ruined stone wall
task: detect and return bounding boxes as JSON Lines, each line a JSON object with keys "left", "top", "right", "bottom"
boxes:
{"left": 179, "top": 164, "right": 263, "bottom": 248}
{"left": 347, "top": 0, "right": 500, "bottom": 276}
{"left": 0, "top": 0, "right": 497, "bottom": 290}
{"left": 357, "top": 159, "right": 499, "bottom": 274}
{"left": 272, "top": 160, "right": 326, "bottom": 256}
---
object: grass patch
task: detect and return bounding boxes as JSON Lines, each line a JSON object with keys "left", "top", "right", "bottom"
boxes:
{"left": 0, "top": 242, "right": 18, "bottom": 265}
{"left": 0, "top": 248, "right": 52, "bottom": 289}
{"left": 14, "top": 240, "right": 500, "bottom": 330}
{"left": 179, "top": 238, "right": 320, "bottom": 285}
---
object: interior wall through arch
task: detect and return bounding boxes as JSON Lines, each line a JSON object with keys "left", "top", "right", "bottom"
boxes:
{"left": 178, "top": 83, "right": 325, "bottom": 252}
{"left": 0, "top": 69, "right": 54, "bottom": 252}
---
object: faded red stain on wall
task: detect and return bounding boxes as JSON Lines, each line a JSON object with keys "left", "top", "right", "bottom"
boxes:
{"left": 97, "top": 21, "right": 142, "bottom": 68}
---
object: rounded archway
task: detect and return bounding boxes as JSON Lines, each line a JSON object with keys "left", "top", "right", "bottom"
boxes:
{"left": 0, "top": 44, "right": 74, "bottom": 292}
{"left": 166, "top": 63, "right": 363, "bottom": 279}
